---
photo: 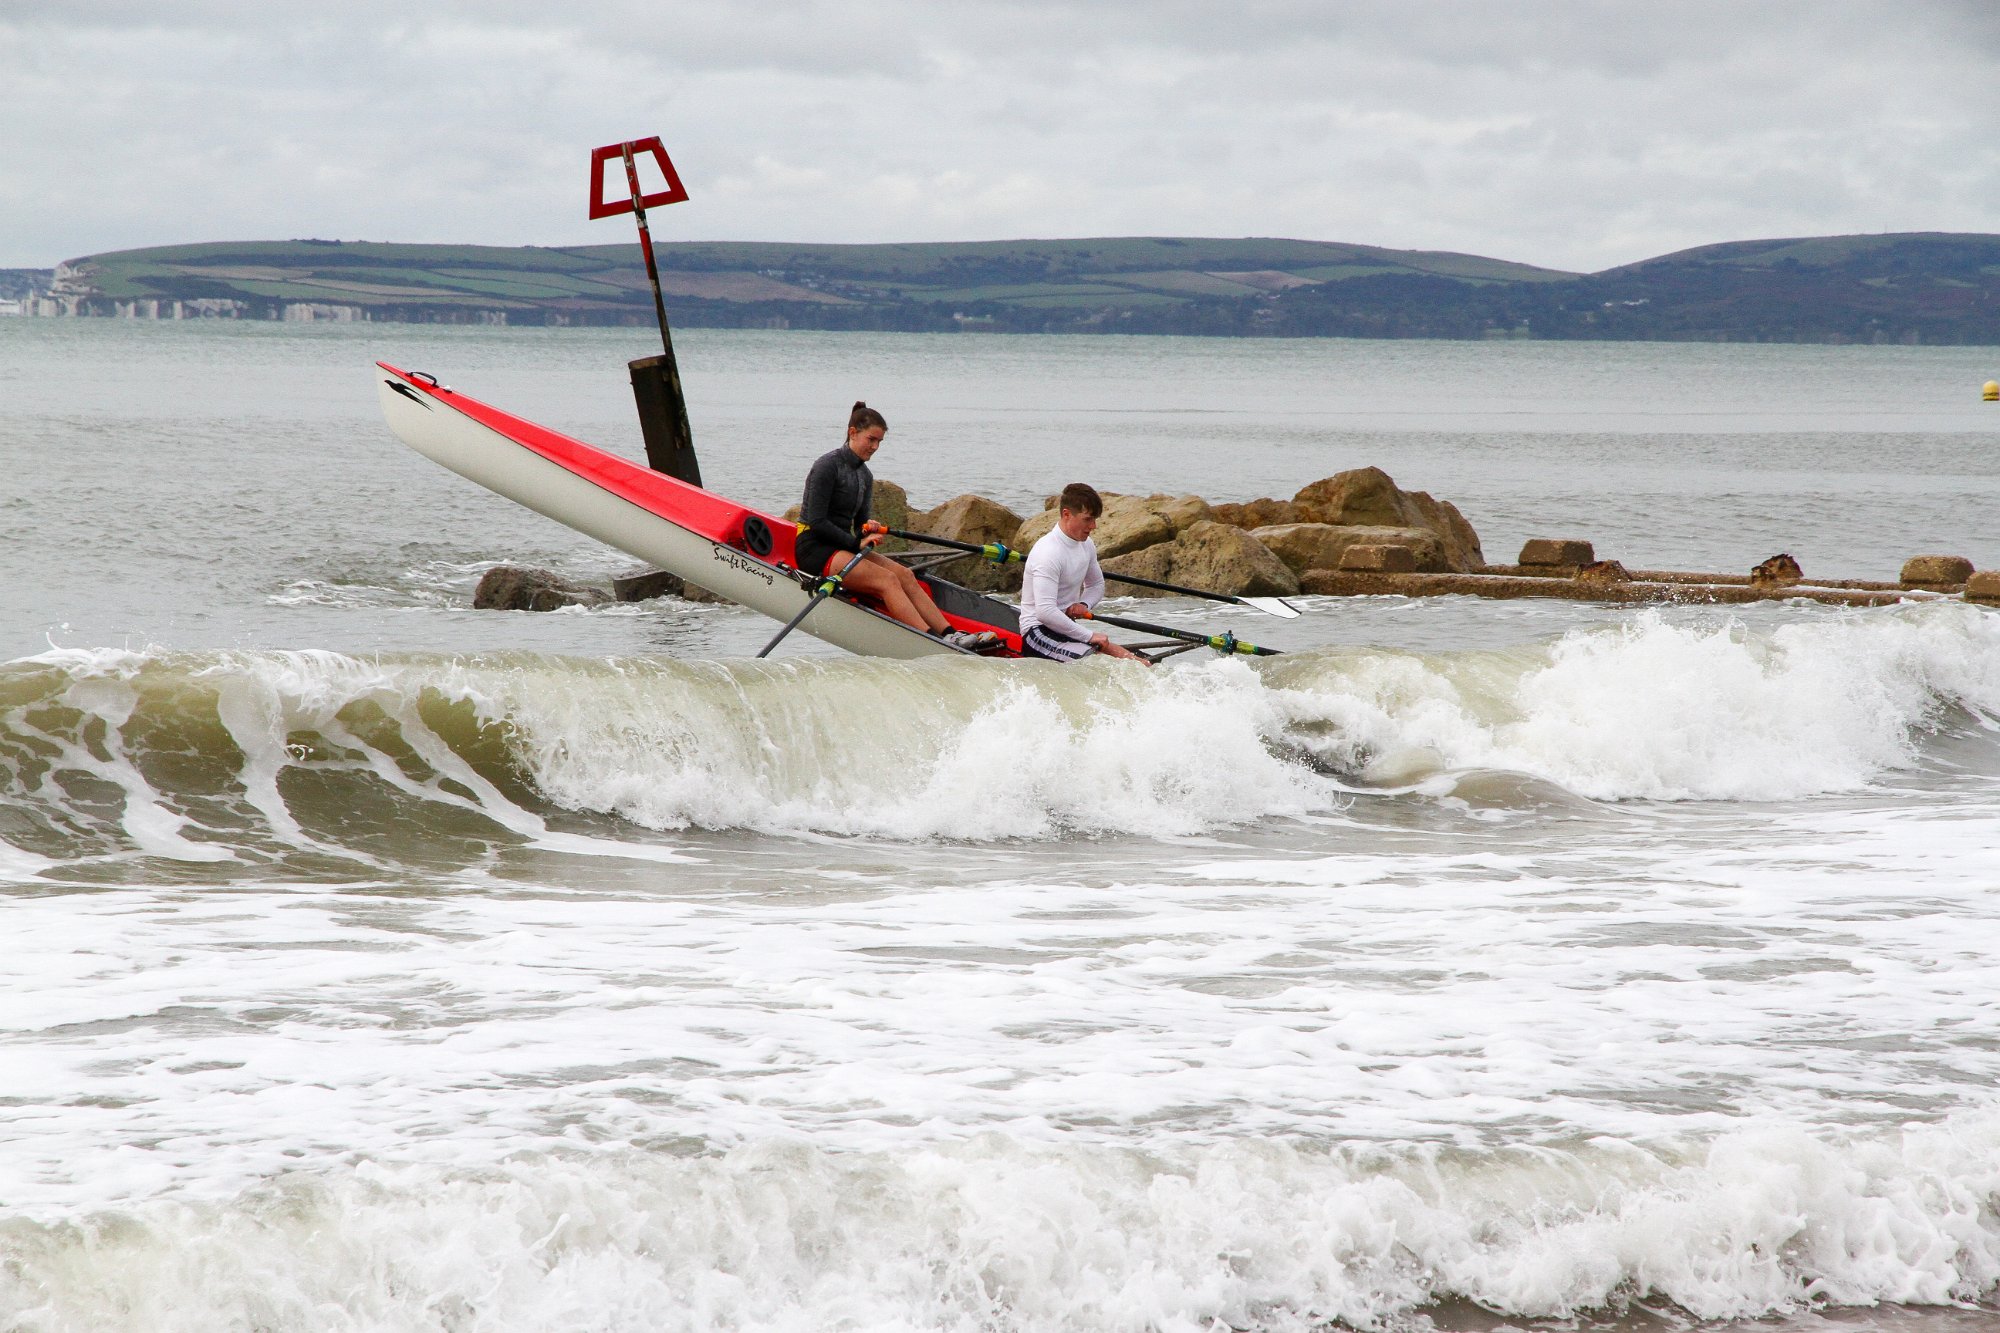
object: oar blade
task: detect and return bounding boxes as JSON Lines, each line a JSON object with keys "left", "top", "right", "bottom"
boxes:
{"left": 1238, "top": 595, "right": 1302, "bottom": 619}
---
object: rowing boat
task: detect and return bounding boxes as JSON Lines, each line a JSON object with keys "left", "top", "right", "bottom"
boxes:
{"left": 375, "top": 362, "right": 1026, "bottom": 659}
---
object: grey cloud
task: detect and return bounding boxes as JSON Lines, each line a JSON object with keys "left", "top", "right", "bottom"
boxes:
{"left": 1, "top": 1, "right": 1994, "bottom": 271}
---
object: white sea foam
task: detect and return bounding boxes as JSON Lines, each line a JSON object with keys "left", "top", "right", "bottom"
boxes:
{"left": 1274, "top": 602, "right": 2000, "bottom": 802}
{"left": 7, "top": 826, "right": 2000, "bottom": 1209}
{"left": 4, "top": 1118, "right": 1997, "bottom": 1332}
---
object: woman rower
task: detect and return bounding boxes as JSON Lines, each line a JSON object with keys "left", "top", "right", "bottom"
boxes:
{"left": 796, "top": 402, "right": 998, "bottom": 651}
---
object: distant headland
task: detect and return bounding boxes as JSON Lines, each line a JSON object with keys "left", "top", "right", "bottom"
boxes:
{"left": 7, "top": 231, "right": 1998, "bottom": 344}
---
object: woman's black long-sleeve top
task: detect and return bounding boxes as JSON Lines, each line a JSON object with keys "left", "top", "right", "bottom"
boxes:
{"left": 799, "top": 445, "right": 874, "bottom": 551}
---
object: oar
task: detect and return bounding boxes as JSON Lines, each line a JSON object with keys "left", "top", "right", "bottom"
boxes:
{"left": 1080, "top": 610, "right": 1281, "bottom": 656}
{"left": 1096, "top": 569, "right": 1301, "bottom": 619}
{"left": 757, "top": 547, "right": 873, "bottom": 658}
{"left": 884, "top": 527, "right": 1302, "bottom": 618}
{"left": 884, "top": 529, "right": 1024, "bottom": 565}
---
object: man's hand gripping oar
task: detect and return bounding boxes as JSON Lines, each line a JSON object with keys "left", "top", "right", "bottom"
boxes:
{"left": 884, "top": 527, "right": 1302, "bottom": 618}
{"left": 756, "top": 523, "right": 886, "bottom": 658}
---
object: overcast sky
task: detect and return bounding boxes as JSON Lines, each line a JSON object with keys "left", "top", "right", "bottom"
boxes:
{"left": 3, "top": 1, "right": 1996, "bottom": 273}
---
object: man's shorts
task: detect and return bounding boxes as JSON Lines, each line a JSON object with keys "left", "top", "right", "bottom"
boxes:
{"left": 1021, "top": 625, "right": 1095, "bottom": 662}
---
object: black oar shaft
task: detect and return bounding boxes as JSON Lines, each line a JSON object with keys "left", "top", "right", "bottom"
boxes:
{"left": 1092, "top": 569, "right": 1232, "bottom": 604}
{"left": 1084, "top": 610, "right": 1280, "bottom": 656}
{"left": 757, "top": 548, "right": 871, "bottom": 658}
{"left": 885, "top": 528, "right": 1020, "bottom": 563}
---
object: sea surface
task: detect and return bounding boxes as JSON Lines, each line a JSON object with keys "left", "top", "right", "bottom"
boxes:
{"left": 3, "top": 318, "right": 2000, "bottom": 1332}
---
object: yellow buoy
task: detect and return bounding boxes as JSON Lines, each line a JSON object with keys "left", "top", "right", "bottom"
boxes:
{"left": 1986, "top": 380, "right": 1999, "bottom": 401}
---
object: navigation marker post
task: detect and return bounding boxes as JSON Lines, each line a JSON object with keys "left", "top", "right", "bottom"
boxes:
{"left": 589, "top": 137, "right": 702, "bottom": 488}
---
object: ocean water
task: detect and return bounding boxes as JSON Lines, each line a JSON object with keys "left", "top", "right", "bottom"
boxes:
{"left": 2, "top": 318, "right": 2000, "bottom": 1331}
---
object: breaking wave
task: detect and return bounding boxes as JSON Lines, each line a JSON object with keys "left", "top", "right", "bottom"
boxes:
{"left": 1, "top": 603, "right": 1997, "bottom": 863}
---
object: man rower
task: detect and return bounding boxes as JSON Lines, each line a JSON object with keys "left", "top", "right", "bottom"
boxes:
{"left": 1018, "top": 483, "right": 1149, "bottom": 664}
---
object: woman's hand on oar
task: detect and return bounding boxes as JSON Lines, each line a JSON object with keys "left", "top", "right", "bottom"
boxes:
{"left": 884, "top": 527, "right": 1299, "bottom": 618}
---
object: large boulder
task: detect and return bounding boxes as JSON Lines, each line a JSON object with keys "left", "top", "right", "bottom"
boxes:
{"left": 1211, "top": 497, "right": 1300, "bottom": 529}
{"left": 1294, "top": 466, "right": 1426, "bottom": 528}
{"left": 1252, "top": 522, "right": 1448, "bottom": 575}
{"left": 1145, "top": 493, "right": 1216, "bottom": 535}
{"left": 1014, "top": 493, "right": 1187, "bottom": 560}
{"left": 1409, "top": 494, "right": 1486, "bottom": 572}
{"left": 910, "top": 493, "right": 1026, "bottom": 593}
{"left": 1292, "top": 467, "right": 1484, "bottom": 572}
{"left": 1100, "top": 521, "right": 1299, "bottom": 599}
{"left": 870, "top": 479, "right": 915, "bottom": 552}
{"left": 473, "top": 565, "right": 609, "bottom": 612}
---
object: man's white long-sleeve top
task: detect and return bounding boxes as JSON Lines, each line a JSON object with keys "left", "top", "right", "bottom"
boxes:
{"left": 1020, "top": 527, "right": 1106, "bottom": 642}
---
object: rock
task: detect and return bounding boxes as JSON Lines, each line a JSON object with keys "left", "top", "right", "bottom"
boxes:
{"left": 1142, "top": 493, "right": 1215, "bottom": 535}
{"left": 870, "top": 479, "right": 915, "bottom": 552}
{"left": 1014, "top": 493, "right": 1179, "bottom": 560}
{"left": 1519, "top": 538, "right": 1596, "bottom": 568}
{"left": 1252, "top": 522, "right": 1447, "bottom": 574}
{"left": 1575, "top": 559, "right": 1632, "bottom": 585}
{"left": 613, "top": 568, "right": 686, "bottom": 602}
{"left": 611, "top": 566, "right": 731, "bottom": 605}
{"left": 1211, "top": 498, "right": 1300, "bottom": 529}
{"left": 1294, "top": 466, "right": 1427, "bottom": 528}
{"left": 1750, "top": 553, "right": 1803, "bottom": 587}
{"left": 1408, "top": 493, "right": 1486, "bottom": 572}
{"left": 678, "top": 582, "right": 732, "bottom": 604}
{"left": 1965, "top": 571, "right": 2000, "bottom": 604}
{"left": 1900, "top": 554, "right": 1973, "bottom": 589}
{"left": 1100, "top": 520, "right": 1299, "bottom": 598}
{"left": 1339, "top": 544, "right": 1418, "bottom": 573}
{"left": 1100, "top": 541, "right": 1175, "bottom": 588}
{"left": 910, "top": 493, "right": 1026, "bottom": 593}
{"left": 473, "top": 565, "right": 609, "bottom": 612}
{"left": 1290, "top": 467, "right": 1484, "bottom": 572}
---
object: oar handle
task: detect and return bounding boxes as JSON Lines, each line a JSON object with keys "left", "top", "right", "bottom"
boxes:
{"left": 1082, "top": 610, "right": 1279, "bottom": 656}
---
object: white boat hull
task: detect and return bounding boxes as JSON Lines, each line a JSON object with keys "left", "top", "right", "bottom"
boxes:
{"left": 375, "top": 366, "right": 965, "bottom": 659}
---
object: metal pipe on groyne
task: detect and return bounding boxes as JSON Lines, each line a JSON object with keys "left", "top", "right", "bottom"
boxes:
{"left": 1299, "top": 545, "right": 1995, "bottom": 609}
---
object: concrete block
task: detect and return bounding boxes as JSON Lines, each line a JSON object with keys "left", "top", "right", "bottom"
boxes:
{"left": 1339, "top": 543, "right": 1419, "bottom": 573}
{"left": 1519, "top": 538, "right": 1594, "bottom": 567}
{"left": 1900, "top": 554, "right": 1974, "bottom": 589}
{"left": 1965, "top": 571, "right": 2000, "bottom": 604}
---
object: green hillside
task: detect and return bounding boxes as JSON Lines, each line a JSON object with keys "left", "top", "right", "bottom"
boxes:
{"left": 48, "top": 232, "right": 2000, "bottom": 343}
{"left": 53, "top": 236, "right": 1575, "bottom": 330}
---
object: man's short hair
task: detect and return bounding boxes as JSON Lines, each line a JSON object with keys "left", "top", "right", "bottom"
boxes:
{"left": 1058, "top": 482, "right": 1103, "bottom": 517}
